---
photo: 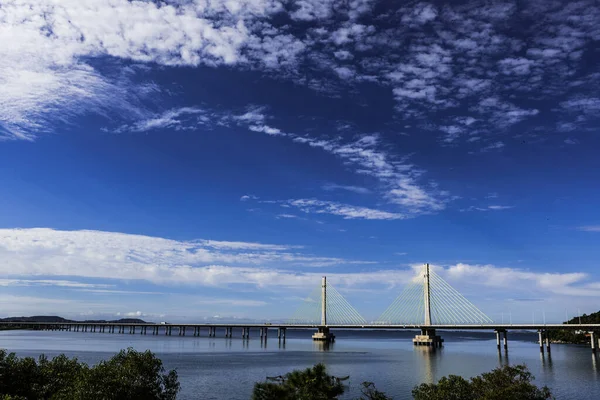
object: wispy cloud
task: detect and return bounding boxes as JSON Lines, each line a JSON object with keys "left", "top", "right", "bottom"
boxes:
{"left": 0, "top": 279, "right": 113, "bottom": 289}
{"left": 112, "top": 107, "right": 209, "bottom": 133}
{"left": 285, "top": 199, "right": 406, "bottom": 220}
{"left": 487, "top": 205, "right": 514, "bottom": 210}
{"left": 577, "top": 226, "right": 600, "bottom": 232}
{"left": 276, "top": 214, "right": 300, "bottom": 219}
{"left": 3, "top": 0, "right": 598, "bottom": 147}
{"left": 240, "top": 195, "right": 259, "bottom": 201}
{"left": 322, "top": 183, "right": 371, "bottom": 194}
{"left": 293, "top": 134, "right": 451, "bottom": 215}
{"left": 0, "top": 229, "right": 373, "bottom": 285}
{"left": 461, "top": 205, "right": 514, "bottom": 212}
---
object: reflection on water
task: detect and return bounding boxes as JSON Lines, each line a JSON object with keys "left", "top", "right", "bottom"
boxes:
{"left": 497, "top": 349, "right": 510, "bottom": 366}
{"left": 313, "top": 341, "right": 333, "bottom": 352}
{"left": 414, "top": 346, "right": 440, "bottom": 385}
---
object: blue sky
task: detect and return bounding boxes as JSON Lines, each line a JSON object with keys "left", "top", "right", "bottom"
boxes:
{"left": 0, "top": 0, "right": 599, "bottom": 323}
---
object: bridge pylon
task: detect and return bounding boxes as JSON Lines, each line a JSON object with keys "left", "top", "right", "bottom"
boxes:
{"left": 376, "top": 263, "right": 492, "bottom": 346}
{"left": 288, "top": 275, "right": 366, "bottom": 342}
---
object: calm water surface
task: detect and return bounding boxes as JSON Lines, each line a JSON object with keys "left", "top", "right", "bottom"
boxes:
{"left": 1, "top": 329, "right": 599, "bottom": 399}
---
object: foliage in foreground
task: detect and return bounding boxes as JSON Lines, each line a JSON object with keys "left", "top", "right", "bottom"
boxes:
{"left": 253, "top": 363, "right": 552, "bottom": 400}
{"left": 412, "top": 364, "right": 552, "bottom": 400}
{"left": 0, "top": 348, "right": 179, "bottom": 400}
{"left": 252, "top": 363, "right": 347, "bottom": 400}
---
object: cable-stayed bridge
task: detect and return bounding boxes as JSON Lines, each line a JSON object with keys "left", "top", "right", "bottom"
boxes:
{"left": 3, "top": 264, "right": 600, "bottom": 353}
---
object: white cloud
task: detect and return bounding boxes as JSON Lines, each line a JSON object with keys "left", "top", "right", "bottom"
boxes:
{"left": 487, "top": 205, "right": 514, "bottom": 210}
{"left": 578, "top": 226, "right": 600, "bottom": 232}
{"left": 231, "top": 106, "right": 287, "bottom": 135}
{"left": 286, "top": 199, "right": 406, "bottom": 220}
{"left": 240, "top": 194, "right": 259, "bottom": 201}
{"left": 277, "top": 214, "right": 300, "bottom": 219}
{"left": 294, "top": 134, "right": 449, "bottom": 215}
{"left": 322, "top": 183, "right": 371, "bottom": 194}
{"left": 0, "top": 279, "right": 112, "bottom": 289}
{"left": 437, "top": 263, "right": 600, "bottom": 297}
{"left": 2, "top": 0, "right": 599, "bottom": 147}
{"left": 0, "top": 229, "right": 374, "bottom": 287}
{"left": 1, "top": 230, "right": 600, "bottom": 321}
{"left": 112, "top": 107, "right": 208, "bottom": 133}
{"left": 461, "top": 205, "right": 514, "bottom": 212}
{"left": 0, "top": 0, "right": 302, "bottom": 139}
{"left": 0, "top": 229, "right": 406, "bottom": 289}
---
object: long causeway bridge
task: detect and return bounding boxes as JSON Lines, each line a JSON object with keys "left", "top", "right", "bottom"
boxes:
{"left": 3, "top": 265, "right": 600, "bottom": 353}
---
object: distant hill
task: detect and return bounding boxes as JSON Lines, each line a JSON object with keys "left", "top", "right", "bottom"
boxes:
{"left": 547, "top": 310, "right": 600, "bottom": 344}
{"left": 564, "top": 310, "right": 600, "bottom": 325}
{"left": 0, "top": 316, "right": 148, "bottom": 324}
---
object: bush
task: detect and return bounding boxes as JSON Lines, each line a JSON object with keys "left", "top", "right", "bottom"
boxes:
{"left": 0, "top": 348, "right": 179, "bottom": 400}
{"left": 253, "top": 363, "right": 552, "bottom": 400}
{"left": 252, "top": 363, "right": 346, "bottom": 400}
{"left": 412, "top": 364, "right": 552, "bottom": 400}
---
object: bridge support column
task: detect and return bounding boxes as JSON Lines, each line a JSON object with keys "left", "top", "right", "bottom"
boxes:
{"left": 538, "top": 330, "right": 544, "bottom": 353}
{"left": 591, "top": 332, "right": 597, "bottom": 353}
{"left": 503, "top": 330, "right": 508, "bottom": 350}
{"left": 496, "top": 330, "right": 501, "bottom": 350}
{"left": 413, "top": 328, "right": 443, "bottom": 347}
{"left": 312, "top": 327, "right": 334, "bottom": 342}
{"left": 546, "top": 334, "right": 551, "bottom": 353}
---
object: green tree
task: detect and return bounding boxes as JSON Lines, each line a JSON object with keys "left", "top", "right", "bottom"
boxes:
{"left": 412, "top": 365, "right": 552, "bottom": 400}
{"left": 75, "top": 349, "right": 179, "bottom": 400}
{"left": 0, "top": 348, "right": 179, "bottom": 400}
{"left": 359, "top": 382, "right": 393, "bottom": 400}
{"left": 252, "top": 363, "right": 346, "bottom": 400}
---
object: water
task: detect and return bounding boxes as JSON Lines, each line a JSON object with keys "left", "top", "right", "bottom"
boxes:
{"left": 1, "top": 329, "right": 599, "bottom": 399}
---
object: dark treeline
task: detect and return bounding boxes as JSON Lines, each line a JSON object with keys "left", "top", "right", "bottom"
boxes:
{"left": 548, "top": 310, "right": 600, "bottom": 344}
{"left": 0, "top": 316, "right": 147, "bottom": 324}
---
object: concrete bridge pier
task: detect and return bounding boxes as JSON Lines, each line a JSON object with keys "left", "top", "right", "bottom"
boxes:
{"left": 495, "top": 330, "right": 508, "bottom": 350}
{"left": 538, "top": 330, "right": 545, "bottom": 353}
{"left": 545, "top": 334, "right": 551, "bottom": 353}
{"left": 312, "top": 327, "right": 335, "bottom": 342}
{"left": 413, "top": 328, "right": 443, "bottom": 347}
{"left": 591, "top": 332, "right": 597, "bottom": 353}
{"left": 278, "top": 327, "right": 286, "bottom": 342}
{"left": 260, "top": 327, "right": 268, "bottom": 341}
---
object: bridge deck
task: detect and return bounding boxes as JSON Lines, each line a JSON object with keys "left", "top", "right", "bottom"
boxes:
{"left": 2, "top": 322, "right": 600, "bottom": 331}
